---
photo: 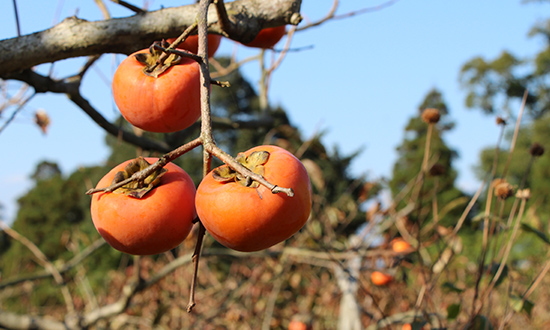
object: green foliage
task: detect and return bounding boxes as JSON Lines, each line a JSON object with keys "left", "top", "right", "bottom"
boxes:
{"left": 0, "top": 160, "right": 128, "bottom": 309}
{"left": 475, "top": 113, "right": 550, "bottom": 216}
{"left": 460, "top": 10, "right": 550, "bottom": 118}
{"left": 389, "top": 88, "right": 468, "bottom": 226}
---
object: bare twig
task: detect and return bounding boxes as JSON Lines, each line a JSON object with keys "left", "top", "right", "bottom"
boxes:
{"left": 204, "top": 143, "right": 295, "bottom": 196}
{"left": 94, "top": 0, "right": 111, "bottom": 19}
{"left": 109, "top": 0, "right": 146, "bottom": 13}
{"left": 0, "top": 238, "right": 105, "bottom": 289}
{"left": 0, "top": 220, "right": 77, "bottom": 324}
{"left": 86, "top": 137, "right": 203, "bottom": 195}
{"left": 297, "top": 0, "right": 399, "bottom": 31}
{"left": 501, "top": 89, "right": 528, "bottom": 178}
{"left": 0, "top": 92, "right": 35, "bottom": 134}
{"left": 12, "top": 0, "right": 21, "bottom": 37}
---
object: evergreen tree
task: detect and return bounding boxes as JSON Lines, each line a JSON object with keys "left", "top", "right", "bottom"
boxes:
{"left": 461, "top": 1, "right": 550, "bottom": 218}
{"left": 389, "top": 89, "right": 467, "bottom": 226}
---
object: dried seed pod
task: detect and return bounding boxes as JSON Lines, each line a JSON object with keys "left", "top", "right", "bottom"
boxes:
{"left": 421, "top": 108, "right": 441, "bottom": 124}
{"left": 496, "top": 117, "right": 507, "bottom": 126}
{"left": 34, "top": 109, "right": 50, "bottom": 134}
{"left": 530, "top": 143, "right": 545, "bottom": 157}
{"left": 515, "top": 189, "right": 531, "bottom": 199}
{"left": 494, "top": 180, "right": 514, "bottom": 200}
{"left": 429, "top": 163, "right": 446, "bottom": 176}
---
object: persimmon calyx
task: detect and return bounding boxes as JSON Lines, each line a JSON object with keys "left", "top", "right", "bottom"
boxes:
{"left": 135, "top": 41, "right": 182, "bottom": 78}
{"left": 111, "top": 157, "right": 167, "bottom": 198}
{"left": 212, "top": 150, "right": 270, "bottom": 188}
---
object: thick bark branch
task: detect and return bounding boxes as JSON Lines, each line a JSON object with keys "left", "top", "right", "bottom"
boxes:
{"left": 2, "top": 69, "right": 173, "bottom": 152}
{"left": 0, "top": 0, "right": 302, "bottom": 76}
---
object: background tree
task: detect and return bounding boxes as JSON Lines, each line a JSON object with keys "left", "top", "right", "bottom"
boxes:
{"left": 0, "top": 57, "right": 372, "bottom": 328}
{"left": 389, "top": 88, "right": 468, "bottom": 227}
{"left": 461, "top": 1, "right": 550, "bottom": 218}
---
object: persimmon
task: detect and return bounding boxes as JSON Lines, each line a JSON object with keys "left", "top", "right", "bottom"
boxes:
{"left": 288, "top": 320, "right": 309, "bottom": 330}
{"left": 166, "top": 34, "right": 222, "bottom": 58}
{"left": 371, "top": 271, "right": 393, "bottom": 286}
{"left": 90, "top": 157, "right": 196, "bottom": 255}
{"left": 112, "top": 46, "right": 201, "bottom": 133}
{"left": 195, "top": 145, "right": 312, "bottom": 252}
{"left": 391, "top": 237, "right": 412, "bottom": 253}
{"left": 243, "top": 26, "right": 286, "bottom": 49}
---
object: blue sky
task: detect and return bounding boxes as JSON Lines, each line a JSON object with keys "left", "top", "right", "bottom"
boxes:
{"left": 0, "top": 0, "right": 548, "bottom": 224}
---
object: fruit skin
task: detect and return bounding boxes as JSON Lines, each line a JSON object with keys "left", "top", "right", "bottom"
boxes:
{"left": 90, "top": 158, "right": 196, "bottom": 255}
{"left": 112, "top": 49, "right": 201, "bottom": 133}
{"left": 166, "top": 34, "right": 222, "bottom": 58}
{"left": 371, "top": 271, "right": 393, "bottom": 286}
{"left": 195, "top": 145, "right": 312, "bottom": 252}
{"left": 288, "top": 320, "right": 309, "bottom": 330}
{"left": 243, "top": 26, "right": 286, "bottom": 49}
{"left": 391, "top": 237, "right": 412, "bottom": 253}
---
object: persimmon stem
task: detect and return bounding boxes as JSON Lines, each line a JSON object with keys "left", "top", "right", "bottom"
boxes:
{"left": 204, "top": 142, "right": 295, "bottom": 197}
{"left": 167, "top": 23, "right": 198, "bottom": 50}
{"left": 150, "top": 23, "right": 199, "bottom": 71}
{"left": 186, "top": 223, "right": 206, "bottom": 313}
{"left": 86, "top": 137, "right": 202, "bottom": 195}
{"left": 151, "top": 43, "right": 203, "bottom": 63}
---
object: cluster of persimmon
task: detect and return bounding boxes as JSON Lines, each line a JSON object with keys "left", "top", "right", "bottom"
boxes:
{"left": 368, "top": 237, "right": 413, "bottom": 286}
{"left": 90, "top": 26, "right": 312, "bottom": 256}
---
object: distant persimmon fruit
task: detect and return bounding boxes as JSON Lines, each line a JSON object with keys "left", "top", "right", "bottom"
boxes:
{"left": 371, "top": 271, "right": 393, "bottom": 286}
{"left": 243, "top": 26, "right": 286, "bottom": 49}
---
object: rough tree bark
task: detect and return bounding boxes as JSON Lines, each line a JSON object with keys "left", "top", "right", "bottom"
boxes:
{"left": 0, "top": 0, "right": 302, "bottom": 76}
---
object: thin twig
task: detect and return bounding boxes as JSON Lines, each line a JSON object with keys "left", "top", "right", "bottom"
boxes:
{"left": 0, "top": 92, "right": 35, "bottom": 134}
{"left": 109, "top": 0, "right": 146, "bottom": 13}
{"left": 478, "top": 195, "right": 529, "bottom": 309}
{"left": 12, "top": 0, "right": 21, "bottom": 36}
{"left": 186, "top": 0, "right": 212, "bottom": 313}
{"left": 94, "top": 0, "right": 111, "bottom": 19}
{"left": 86, "top": 137, "right": 203, "bottom": 195}
{"left": 0, "top": 220, "right": 76, "bottom": 319}
{"left": 0, "top": 238, "right": 105, "bottom": 289}
{"left": 501, "top": 89, "right": 528, "bottom": 178}
{"left": 296, "top": 0, "right": 399, "bottom": 31}
{"left": 186, "top": 223, "right": 206, "bottom": 313}
{"left": 204, "top": 143, "right": 295, "bottom": 196}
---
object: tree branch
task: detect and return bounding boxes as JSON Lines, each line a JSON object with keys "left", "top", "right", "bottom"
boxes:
{"left": 0, "top": 0, "right": 302, "bottom": 76}
{"left": 2, "top": 69, "right": 172, "bottom": 152}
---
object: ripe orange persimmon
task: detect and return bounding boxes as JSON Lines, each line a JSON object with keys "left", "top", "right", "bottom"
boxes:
{"left": 371, "top": 271, "right": 393, "bottom": 286}
{"left": 391, "top": 237, "right": 412, "bottom": 253}
{"left": 90, "top": 157, "right": 196, "bottom": 255}
{"left": 166, "top": 34, "right": 222, "bottom": 58}
{"left": 195, "top": 145, "right": 312, "bottom": 252}
{"left": 112, "top": 47, "right": 201, "bottom": 133}
{"left": 243, "top": 26, "right": 286, "bottom": 49}
{"left": 288, "top": 320, "right": 309, "bottom": 330}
